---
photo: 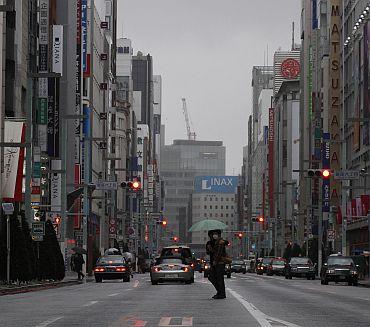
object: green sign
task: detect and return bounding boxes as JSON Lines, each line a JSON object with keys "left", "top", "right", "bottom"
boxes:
{"left": 37, "top": 98, "right": 47, "bottom": 124}
{"left": 33, "top": 162, "right": 41, "bottom": 178}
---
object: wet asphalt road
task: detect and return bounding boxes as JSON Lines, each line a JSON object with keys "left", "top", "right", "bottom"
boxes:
{"left": 1, "top": 272, "right": 370, "bottom": 327}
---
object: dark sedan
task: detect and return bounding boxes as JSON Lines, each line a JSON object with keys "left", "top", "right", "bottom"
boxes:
{"left": 266, "top": 258, "right": 286, "bottom": 276}
{"left": 285, "top": 257, "right": 315, "bottom": 280}
{"left": 321, "top": 255, "right": 359, "bottom": 286}
{"left": 94, "top": 255, "right": 131, "bottom": 283}
{"left": 231, "top": 260, "right": 247, "bottom": 274}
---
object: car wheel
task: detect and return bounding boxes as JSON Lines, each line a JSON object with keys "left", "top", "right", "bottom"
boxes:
{"left": 123, "top": 275, "right": 130, "bottom": 282}
{"left": 227, "top": 274, "right": 231, "bottom": 278}
{"left": 243, "top": 271, "right": 246, "bottom": 274}
{"left": 307, "top": 276, "right": 311, "bottom": 280}
{"left": 95, "top": 277, "right": 102, "bottom": 283}
{"left": 311, "top": 276, "right": 315, "bottom": 280}
{"left": 321, "top": 279, "right": 328, "bottom": 285}
{"left": 285, "top": 275, "right": 289, "bottom": 279}
{"left": 151, "top": 281, "right": 158, "bottom": 285}
{"left": 352, "top": 280, "right": 358, "bottom": 286}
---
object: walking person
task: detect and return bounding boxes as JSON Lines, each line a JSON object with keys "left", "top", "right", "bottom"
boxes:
{"left": 206, "top": 229, "right": 231, "bottom": 299}
{"left": 72, "top": 252, "right": 85, "bottom": 280}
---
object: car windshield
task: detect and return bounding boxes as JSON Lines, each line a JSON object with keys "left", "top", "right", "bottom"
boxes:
{"left": 273, "top": 260, "right": 285, "bottom": 265}
{"left": 99, "top": 257, "right": 124, "bottom": 264}
{"left": 160, "top": 258, "right": 183, "bottom": 265}
{"left": 161, "top": 248, "right": 192, "bottom": 258}
{"left": 262, "top": 258, "right": 272, "bottom": 264}
{"left": 327, "top": 257, "right": 354, "bottom": 266}
{"left": 290, "top": 257, "right": 309, "bottom": 264}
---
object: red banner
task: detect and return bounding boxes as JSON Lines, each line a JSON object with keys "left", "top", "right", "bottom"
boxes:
{"left": 268, "top": 108, "right": 275, "bottom": 217}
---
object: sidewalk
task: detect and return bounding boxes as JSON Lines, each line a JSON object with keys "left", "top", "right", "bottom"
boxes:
{"left": 0, "top": 273, "right": 94, "bottom": 296}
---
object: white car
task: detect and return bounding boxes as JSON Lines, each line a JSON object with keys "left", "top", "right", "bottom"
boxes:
{"left": 150, "top": 257, "right": 194, "bottom": 285}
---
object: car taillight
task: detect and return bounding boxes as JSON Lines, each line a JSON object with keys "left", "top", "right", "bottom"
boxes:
{"left": 205, "top": 265, "right": 209, "bottom": 269}
{"left": 153, "top": 267, "right": 161, "bottom": 272}
{"left": 182, "top": 267, "right": 189, "bottom": 272}
{"left": 94, "top": 267, "right": 105, "bottom": 272}
{"left": 190, "top": 263, "right": 195, "bottom": 268}
{"left": 115, "top": 267, "right": 126, "bottom": 272}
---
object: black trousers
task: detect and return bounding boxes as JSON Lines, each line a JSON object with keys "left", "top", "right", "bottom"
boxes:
{"left": 208, "top": 264, "right": 226, "bottom": 297}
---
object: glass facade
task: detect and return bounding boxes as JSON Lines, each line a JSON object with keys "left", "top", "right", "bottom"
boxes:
{"left": 161, "top": 140, "right": 225, "bottom": 243}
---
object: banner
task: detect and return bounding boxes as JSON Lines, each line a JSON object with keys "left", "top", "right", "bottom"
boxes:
{"left": 52, "top": 25, "right": 63, "bottom": 75}
{"left": 268, "top": 108, "right": 275, "bottom": 217}
{"left": 50, "top": 160, "right": 62, "bottom": 212}
{"left": 2, "top": 122, "right": 26, "bottom": 201}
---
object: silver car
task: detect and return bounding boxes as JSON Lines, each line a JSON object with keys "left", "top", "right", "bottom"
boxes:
{"left": 150, "top": 257, "right": 193, "bottom": 285}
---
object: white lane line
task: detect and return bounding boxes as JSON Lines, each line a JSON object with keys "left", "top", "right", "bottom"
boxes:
{"left": 227, "top": 288, "right": 302, "bottom": 327}
{"left": 83, "top": 300, "right": 98, "bottom": 307}
{"left": 108, "top": 293, "right": 120, "bottom": 297}
{"left": 35, "top": 316, "right": 64, "bottom": 327}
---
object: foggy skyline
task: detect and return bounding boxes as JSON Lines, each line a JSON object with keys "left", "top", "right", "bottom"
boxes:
{"left": 117, "top": 0, "right": 301, "bottom": 174}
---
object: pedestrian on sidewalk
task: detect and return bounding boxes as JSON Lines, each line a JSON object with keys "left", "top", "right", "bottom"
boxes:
{"left": 72, "top": 253, "right": 85, "bottom": 280}
{"left": 206, "top": 229, "right": 231, "bottom": 299}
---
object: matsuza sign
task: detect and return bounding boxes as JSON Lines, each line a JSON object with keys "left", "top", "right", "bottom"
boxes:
{"left": 194, "top": 176, "right": 238, "bottom": 194}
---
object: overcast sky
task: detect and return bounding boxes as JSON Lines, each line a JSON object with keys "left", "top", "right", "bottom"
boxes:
{"left": 116, "top": 0, "right": 301, "bottom": 175}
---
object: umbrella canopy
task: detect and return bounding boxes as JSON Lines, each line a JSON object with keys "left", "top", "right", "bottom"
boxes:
{"left": 71, "top": 246, "right": 88, "bottom": 255}
{"left": 104, "top": 248, "right": 121, "bottom": 255}
{"left": 188, "top": 219, "right": 227, "bottom": 232}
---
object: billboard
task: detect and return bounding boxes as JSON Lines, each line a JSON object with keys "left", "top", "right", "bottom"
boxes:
{"left": 194, "top": 176, "right": 238, "bottom": 194}
{"left": 268, "top": 108, "right": 275, "bottom": 217}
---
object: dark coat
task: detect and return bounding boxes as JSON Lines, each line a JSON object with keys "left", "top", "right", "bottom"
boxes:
{"left": 206, "top": 238, "right": 229, "bottom": 265}
{"left": 73, "top": 254, "right": 85, "bottom": 271}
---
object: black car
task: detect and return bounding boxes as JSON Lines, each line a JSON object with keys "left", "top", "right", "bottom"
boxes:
{"left": 321, "top": 255, "right": 359, "bottom": 286}
{"left": 285, "top": 257, "right": 315, "bottom": 280}
{"left": 231, "top": 260, "right": 247, "bottom": 274}
{"left": 266, "top": 258, "right": 286, "bottom": 276}
{"left": 256, "top": 257, "right": 273, "bottom": 275}
{"left": 94, "top": 255, "right": 131, "bottom": 282}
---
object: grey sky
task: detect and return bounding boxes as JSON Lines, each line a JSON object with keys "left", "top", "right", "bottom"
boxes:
{"left": 117, "top": 0, "right": 301, "bottom": 174}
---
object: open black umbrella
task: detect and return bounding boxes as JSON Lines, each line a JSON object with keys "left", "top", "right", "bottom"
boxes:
{"left": 71, "top": 246, "right": 88, "bottom": 255}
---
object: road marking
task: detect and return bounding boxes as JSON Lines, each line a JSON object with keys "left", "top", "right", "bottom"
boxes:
{"left": 227, "top": 288, "right": 301, "bottom": 327}
{"left": 231, "top": 276, "right": 237, "bottom": 279}
{"left": 158, "top": 317, "right": 193, "bottom": 326}
{"left": 35, "top": 316, "right": 64, "bottom": 327}
{"left": 83, "top": 300, "right": 98, "bottom": 307}
{"left": 133, "top": 280, "right": 140, "bottom": 288}
{"left": 108, "top": 293, "right": 120, "bottom": 297}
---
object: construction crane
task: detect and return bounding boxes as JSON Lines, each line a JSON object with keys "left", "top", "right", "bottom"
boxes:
{"left": 181, "top": 98, "right": 196, "bottom": 140}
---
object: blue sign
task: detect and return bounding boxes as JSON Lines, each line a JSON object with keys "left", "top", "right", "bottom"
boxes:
{"left": 194, "top": 176, "right": 238, "bottom": 194}
{"left": 81, "top": 0, "right": 87, "bottom": 72}
{"left": 322, "top": 133, "right": 330, "bottom": 212}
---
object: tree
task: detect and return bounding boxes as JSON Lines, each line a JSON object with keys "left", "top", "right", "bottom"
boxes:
{"left": 38, "top": 220, "right": 65, "bottom": 280}
{"left": 0, "top": 214, "right": 32, "bottom": 282}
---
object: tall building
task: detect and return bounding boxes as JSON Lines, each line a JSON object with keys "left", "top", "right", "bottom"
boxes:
{"left": 191, "top": 176, "right": 239, "bottom": 255}
{"left": 161, "top": 140, "right": 225, "bottom": 243}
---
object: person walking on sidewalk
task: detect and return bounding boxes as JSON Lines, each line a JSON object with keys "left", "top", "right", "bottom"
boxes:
{"left": 72, "top": 253, "right": 85, "bottom": 280}
{"left": 206, "top": 229, "right": 230, "bottom": 299}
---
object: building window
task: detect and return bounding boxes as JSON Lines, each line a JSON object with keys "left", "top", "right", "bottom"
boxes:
{"left": 226, "top": 198, "right": 229, "bottom": 201}
{"left": 204, "top": 205, "right": 207, "bottom": 209}
{"left": 204, "top": 213, "right": 207, "bottom": 217}
{"left": 221, "top": 205, "right": 224, "bottom": 209}
{"left": 204, "top": 197, "right": 207, "bottom": 201}
{"left": 117, "top": 47, "right": 124, "bottom": 53}
{"left": 231, "top": 206, "right": 234, "bottom": 209}
{"left": 231, "top": 221, "right": 234, "bottom": 225}
{"left": 124, "top": 46, "right": 130, "bottom": 53}
{"left": 215, "top": 198, "right": 218, "bottom": 201}
{"left": 231, "top": 214, "right": 234, "bottom": 217}
{"left": 226, "top": 214, "right": 229, "bottom": 217}
{"left": 215, "top": 205, "right": 218, "bottom": 209}
{"left": 226, "top": 221, "right": 229, "bottom": 225}
{"left": 220, "top": 213, "right": 223, "bottom": 217}
{"left": 226, "top": 206, "right": 229, "bottom": 209}
{"left": 210, "top": 213, "right": 213, "bottom": 217}
{"left": 221, "top": 197, "right": 223, "bottom": 201}
{"left": 215, "top": 213, "right": 218, "bottom": 217}
{"left": 210, "top": 198, "right": 212, "bottom": 201}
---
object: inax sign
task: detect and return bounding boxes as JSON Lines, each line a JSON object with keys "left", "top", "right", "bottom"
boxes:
{"left": 194, "top": 176, "right": 238, "bottom": 194}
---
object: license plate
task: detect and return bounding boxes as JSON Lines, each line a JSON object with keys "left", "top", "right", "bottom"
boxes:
{"left": 165, "top": 274, "right": 178, "bottom": 278}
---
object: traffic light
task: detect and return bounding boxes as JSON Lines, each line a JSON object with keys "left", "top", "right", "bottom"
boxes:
{"left": 157, "top": 220, "right": 167, "bottom": 227}
{"left": 257, "top": 216, "right": 264, "bottom": 223}
{"left": 307, "top": 169, "right": 332, "bottom": 178}
{"left": 235, "top": 232, "right": 243, "bottom": 239}
{"left": 54, "top": 216, "right": 61, "bottom": 224}
{"left": 120, "top": 180, "right": 142, "bottom": 190}
{"left": 172, "top": 236, "right": 178, "bottom": 242}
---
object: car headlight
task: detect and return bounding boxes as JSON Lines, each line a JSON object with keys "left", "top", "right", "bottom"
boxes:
{"left": 350, "top": 270, "right": 358, "bottom": 275}
{"left": 327, "top": 269, "right": 335, "bottom": 274}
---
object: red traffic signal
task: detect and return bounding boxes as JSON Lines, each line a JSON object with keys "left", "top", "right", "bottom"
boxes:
{"left": 120, "top": 180, "right": 141, "bottom": 190}
{"left": 161, "top": 220, "right": 167, "bottom": 226}
{"left": 322, "top": 169, "right": 331, "bottom": 179}
{"left": 54, "top": 216, "right": 61, "bottom": 224}
{"left": 258, "top": 216, "right": 264, "bottom": 223}
{"left": 307, "top": 169, "right": 331, "bottom": 179}
{"left": 172, "top": 236, "right": 178, "bottom": 242}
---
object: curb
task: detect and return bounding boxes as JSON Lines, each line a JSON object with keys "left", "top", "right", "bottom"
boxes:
{"left": 358, "top": 282, "right": 370, "bottom": 288}
{"left": 0, "top": 278, "right": 93, "bottom": 296}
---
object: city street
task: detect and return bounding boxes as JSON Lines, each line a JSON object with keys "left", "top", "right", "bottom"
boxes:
{"left": 1, "top": 273, "right": 370, "bottom": 327}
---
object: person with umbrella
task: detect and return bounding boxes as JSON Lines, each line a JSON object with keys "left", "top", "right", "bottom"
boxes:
{"left": 206, "top": 229, "right": 230, "bottom": 299}
{"left": 71, "top": 247, "right": 86, "bottom": 280}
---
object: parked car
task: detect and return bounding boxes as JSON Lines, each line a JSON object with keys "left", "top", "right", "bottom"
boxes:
{"left": 150, "top": 257, "right": 193, "bottom": 285}
{"left": 266, "top": 258, "right": 286, "bottom": 276}
{"left": 94, "top": 255, "right": 131, "bottom": 283}
{"left": 231, "top": 259, "right": 247, "bottom": 274}
{"left": 285, "top": 257, "right": 316, "bottom": 280}
{"left": 321, "top": 255, "right": 359, "bottom": 286}
{"left": 256, "top": 257, "right": 273, "bottom": 275}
